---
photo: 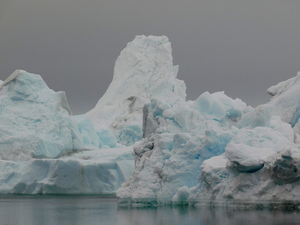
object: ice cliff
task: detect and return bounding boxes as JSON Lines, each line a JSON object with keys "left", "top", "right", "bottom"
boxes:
{"left": 1, "top": 35, "right": 300, "bottom": 204}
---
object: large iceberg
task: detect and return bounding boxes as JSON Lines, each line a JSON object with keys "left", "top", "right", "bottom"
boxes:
{"left": 1, "top": 35, "right": 300, "bottom": 204}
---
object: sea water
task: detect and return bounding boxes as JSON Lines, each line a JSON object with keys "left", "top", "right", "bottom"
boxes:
{"left": 0, "top": 196, "right": 300, "bottom": 225}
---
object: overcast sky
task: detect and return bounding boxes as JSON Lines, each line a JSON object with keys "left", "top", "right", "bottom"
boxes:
{"left": 0, "top": 0, "right": 299, "bottom": 114}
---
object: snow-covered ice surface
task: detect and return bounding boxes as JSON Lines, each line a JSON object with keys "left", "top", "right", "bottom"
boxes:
{"left": 1, "top": 35, "right": 300, "bottom": 205}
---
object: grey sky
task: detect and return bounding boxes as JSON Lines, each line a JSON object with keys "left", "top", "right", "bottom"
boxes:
{"left": 0, "top": 0, "right": 299, "bottom": 114}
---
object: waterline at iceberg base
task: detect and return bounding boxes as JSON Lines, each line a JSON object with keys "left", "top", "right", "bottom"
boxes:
{"left": 1, "top": 35, "right": 300, "bottom": 206}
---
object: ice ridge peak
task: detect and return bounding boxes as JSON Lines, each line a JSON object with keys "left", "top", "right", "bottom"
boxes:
{"left": 88, "top": 35, "right": 186, "bottom": 146}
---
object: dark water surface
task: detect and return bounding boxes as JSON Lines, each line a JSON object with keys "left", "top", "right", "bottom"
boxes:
{"left": 0, "top": 196, "right": 300, "bottom": 225}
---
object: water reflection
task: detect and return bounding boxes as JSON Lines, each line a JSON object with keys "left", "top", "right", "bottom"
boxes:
{"left": 117, "top": 206, "right": 300, "bottom": 225}
{"left": 0, "top": 196, "right": 117, "bottom": 225}
{"left": 0, "top": 196, "right": 299, "bottom": 225}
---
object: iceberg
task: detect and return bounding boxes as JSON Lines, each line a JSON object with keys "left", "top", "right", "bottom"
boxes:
{"left": 0, "top": 70, "right": 134, "bottom": 194}
{"left": 1, "top": 35, "right": 300, "bottom": 203}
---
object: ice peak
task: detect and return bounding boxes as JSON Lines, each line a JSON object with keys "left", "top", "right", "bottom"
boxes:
{"left": 95, "top": 35, "right": 185, "bottom": 106}
{"left": 87, "top": 35, "right": 186, "bottom": 145}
